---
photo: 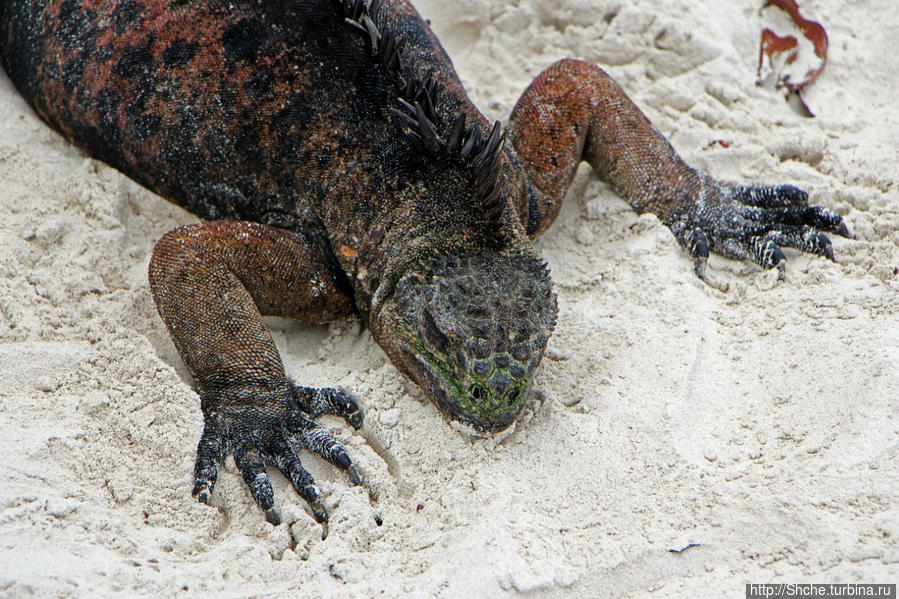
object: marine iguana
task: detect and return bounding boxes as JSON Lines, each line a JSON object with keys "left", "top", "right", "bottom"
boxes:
{"left": 0, "top": 0, "right": 851, "bottom": 526}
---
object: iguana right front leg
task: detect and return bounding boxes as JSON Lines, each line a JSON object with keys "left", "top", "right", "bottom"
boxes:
{"left": 148, "top": 220, "right": 361, "bottom": 526}
{"left": 507, "top": 59, "right": 851, "bottom": 283}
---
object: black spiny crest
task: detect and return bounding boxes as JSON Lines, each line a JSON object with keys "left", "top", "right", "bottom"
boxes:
{"left": 331, "top": 0, "right": 507, "bottom": 227}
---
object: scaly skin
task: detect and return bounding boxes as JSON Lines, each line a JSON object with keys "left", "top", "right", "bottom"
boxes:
{"left": 0, "top": 0, "right": 850, "bottom": 526}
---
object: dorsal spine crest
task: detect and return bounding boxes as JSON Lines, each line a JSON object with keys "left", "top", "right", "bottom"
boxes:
{"left": 330, "top": 0, "right": 507, "bottom": 228}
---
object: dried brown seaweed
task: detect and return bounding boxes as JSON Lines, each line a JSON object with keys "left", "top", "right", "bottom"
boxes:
{"left": 757, "top": 0, "right": 829, "bottom": 115}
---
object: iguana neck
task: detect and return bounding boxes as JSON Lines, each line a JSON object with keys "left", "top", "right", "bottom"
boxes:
{"left": 330, "top": 151, "right": 533, "bottom": 320}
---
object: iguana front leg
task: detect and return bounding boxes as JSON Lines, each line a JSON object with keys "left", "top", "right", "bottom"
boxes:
{"left": 507, "top": 59, "right": 850, "bottom": 283}
{"left": 148, "top": 220, "right": 361, "bottom": 526}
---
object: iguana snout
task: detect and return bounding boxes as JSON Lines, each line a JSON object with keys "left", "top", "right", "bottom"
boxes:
{"left": 374, "top": 250, "right": 557, "bottom": 431}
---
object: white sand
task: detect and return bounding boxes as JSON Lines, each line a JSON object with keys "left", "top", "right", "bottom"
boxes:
{"left": 1, "top": 0, "right": 897, "bottom": 596}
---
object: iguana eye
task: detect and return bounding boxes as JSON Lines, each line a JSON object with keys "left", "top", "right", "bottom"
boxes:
{"left": 469, "top": 383, "right": 486, "bottom": 401}
{"left": 421, "top": 309, "right": 449, "bottom": 354}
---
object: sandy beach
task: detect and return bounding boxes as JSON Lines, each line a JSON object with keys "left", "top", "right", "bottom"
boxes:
{"left": 1, "top": 0, "right": 896, "bottom": 596}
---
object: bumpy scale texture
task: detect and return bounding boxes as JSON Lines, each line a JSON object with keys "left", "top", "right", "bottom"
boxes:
{"left": 0, "top": 0, "right": 851, "bottom": 525}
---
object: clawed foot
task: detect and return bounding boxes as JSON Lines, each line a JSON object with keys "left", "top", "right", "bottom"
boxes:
{"left": 192, "top": 385, "right": 364, "bottom": 530}
{"left": 670, "top": 175, "right": 852, "bottom": 286}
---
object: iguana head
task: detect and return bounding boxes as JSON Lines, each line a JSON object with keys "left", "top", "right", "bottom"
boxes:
{"left": 372, "top": 250, "right": 557, "bottom": 432}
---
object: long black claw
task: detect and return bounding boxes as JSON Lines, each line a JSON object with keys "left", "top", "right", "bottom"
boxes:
{"left": 345, "top": 409, "right": 363, "bottom": 430}
{"left": 193, "top": 482, "right": 213, "bottom": 505}
{"left": 747, "top": 226, "right": 836, "bottom": 263}
{"left": 802, "top": 230, "right": 833, "bottom": 258}
{"left": 299, "top": 486, "right": 328, "bottom": 525}
{"left": 673, "top": 227, "right": 724, "bottom": 289}
{"left": 693, "top": 256, "right": 708, "bottom": 280}
{"left": 270, "top": 450, "right": 329, "bottom": 523}
{"left": 733, "top": 184, "right": 809, "bottom": 208}
{"left": 835, "top": 220, "right": 853, "bottom": 239}
{"left": 302, "top": 486, "right": 329, "bottom": 524}
{"left": 747, "top": 205, "right": 849, "bottom": 237}
{"left": 346, "top": 464, "right": 363, "bottom": 486}
{"left": 682, "top": 228, "right": 710, "bottom": 284}
{"left": 775, "top": 184, "right": 809, "bottom": 207}
{"left": 285, "top": 412, "right": 361, "bottom": 486}
{"left": 193, "top": 424, "right": 221, "bottom": 504}
{"left": 686, "top": 228, "right": 710, "bottom": 260}
{"left": 753, "top": 236, "right": 786, "bottom": 270}
{"left": 294, "top": 387, "right": 364, "bottom": 430}
{"left": 265, "top": 508, "right": 281, "bottom": 526}
{"left": 807, "top": 206, "right": 850, "bottom": 236}
{"left": 235, "top": 446, "right": 276, "bottom": 515}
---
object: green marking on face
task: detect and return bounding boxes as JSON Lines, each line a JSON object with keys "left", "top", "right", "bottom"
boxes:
{"left": 398, "top": 329, "right": 530, "bottom": 424}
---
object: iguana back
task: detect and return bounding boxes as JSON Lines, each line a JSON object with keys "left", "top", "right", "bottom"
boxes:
{"left": 0, "top": 0, "right": 486, "bottom": 236}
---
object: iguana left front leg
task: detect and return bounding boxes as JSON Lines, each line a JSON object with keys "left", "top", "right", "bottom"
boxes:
{"left": 149, "top": 220, "right": 362, "bottom": 526}
{"left": 506, "top": 59, "right": 850, "bottom": 283}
